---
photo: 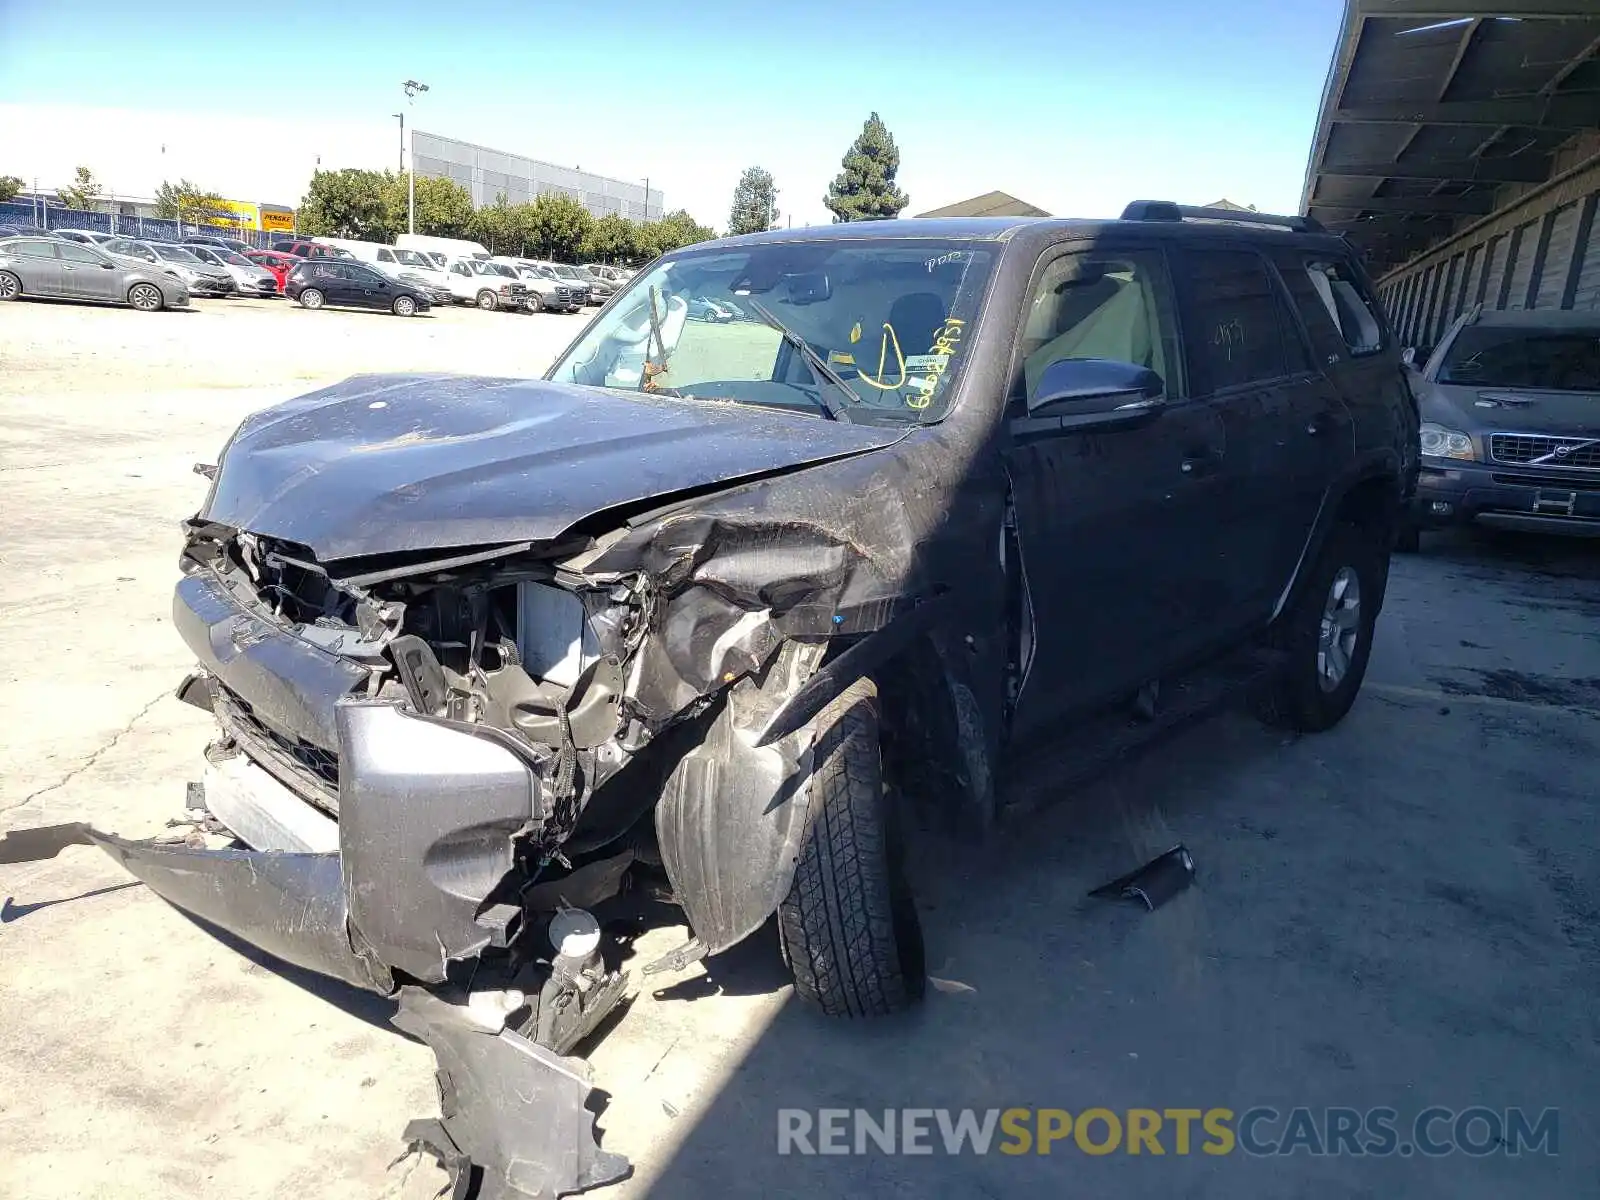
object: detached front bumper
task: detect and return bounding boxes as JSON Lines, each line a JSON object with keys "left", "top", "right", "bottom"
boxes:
{"left": 1413, "top": 459, "right": 1600, "bottom": 537}
{"left": 108, "top": 569, "right": 555, "bottom": 993}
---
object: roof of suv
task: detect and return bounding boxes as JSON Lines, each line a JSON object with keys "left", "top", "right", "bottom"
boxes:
{"left": 709, "top": 204, "right": 1351, "bottom": 255}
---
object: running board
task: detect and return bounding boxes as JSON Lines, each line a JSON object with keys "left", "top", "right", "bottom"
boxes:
{"left": 1000, "top": 648, "right": 1282, "bottom": 819}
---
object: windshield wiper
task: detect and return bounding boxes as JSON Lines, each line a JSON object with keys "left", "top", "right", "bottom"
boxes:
{"left": 745, "top": 298, "right": 854, "bottom": 422}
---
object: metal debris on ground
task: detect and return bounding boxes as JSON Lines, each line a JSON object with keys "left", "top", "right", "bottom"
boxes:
{"left": 1089, "top": 844, "right": 1196, "bottom": 911}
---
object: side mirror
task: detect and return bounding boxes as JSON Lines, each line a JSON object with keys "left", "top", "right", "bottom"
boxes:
{"left": 1029, "top": 357, "right": 1164, "bottom": 416}
{"left": 100, "top": 260, "right": 114, "bottom": 269}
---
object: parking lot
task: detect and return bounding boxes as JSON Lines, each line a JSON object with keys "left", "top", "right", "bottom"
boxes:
{"left": 2, "top": 295, "right": 1598, "bottom": 1198}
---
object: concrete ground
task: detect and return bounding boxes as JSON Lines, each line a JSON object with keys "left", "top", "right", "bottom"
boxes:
{"left": 2, "top": 294, "right": 1597, "bottom": 1198}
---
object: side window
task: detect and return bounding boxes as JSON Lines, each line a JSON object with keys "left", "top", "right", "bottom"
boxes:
{"left": 1014, "top": 247, "right": 1183, "bottom": 407}
{"left": 10, "top": 239, "right": 61, "bottom": 258}
{"left": 57, "top": 242, "right": 106, "bottom": 264}
{"left": 1173, "top": 248, "right": 1305, "bottom": 393}
{"left": 452, "top": 261, "right": 471, "bottom": 277}
{"left": 1301, "top": 258, "right": 1383, "bottom": 356}
{"left": 377, "top": 248, "right": 394, "bottom": 263}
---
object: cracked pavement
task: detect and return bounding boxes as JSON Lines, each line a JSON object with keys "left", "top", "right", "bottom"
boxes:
{"left": 3, "top": 298, "right": 1598, "bottom": 1198}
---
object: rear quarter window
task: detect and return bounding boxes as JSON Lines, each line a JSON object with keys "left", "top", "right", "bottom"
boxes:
{"left": 1283, "top": 256, "right": 1385, "bottom": 357}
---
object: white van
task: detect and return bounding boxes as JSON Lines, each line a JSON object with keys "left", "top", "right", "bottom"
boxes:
{"left": 396, "top": 234, "right": 492, "bottom": 271}
{"left": 315, "top": 238, "right": 451, "bottom": 295}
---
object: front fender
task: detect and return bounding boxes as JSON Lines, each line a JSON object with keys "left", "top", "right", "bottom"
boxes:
{"left": 654, "top": 640, "right": 824, "bottom": 955}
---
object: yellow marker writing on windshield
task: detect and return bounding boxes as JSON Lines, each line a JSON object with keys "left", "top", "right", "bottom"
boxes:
{"left": 857, "top": 323, "right": 907, "bottom": 391}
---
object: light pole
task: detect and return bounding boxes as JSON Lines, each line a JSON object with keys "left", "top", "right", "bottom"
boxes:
{"left": 642, "top": 176, "right": 651, "bottom": 222}
{"left": 393, "top": 112, "right": 404, "bottom": 173}
{"left": 402, "top": 79, "right": 429, "bottom": 235}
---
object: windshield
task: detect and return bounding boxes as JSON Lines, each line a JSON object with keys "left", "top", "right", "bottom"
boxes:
{"left": 1439, "top": 326, "right": 1600, "bottom": 392}
{"left": 548, "top": 238, "right": 996, "bottom": 423}
{"left": 472, "top": 261, "right": 516, "bottom": 278}
{"left": 219, "top": 250, "right": 254, "bottom": 267}
{"left": 156, "top": 245, "right": 204, "bottom": 264}
{"left": 553, "top": 265, "right": 579, "bottom": 279}
{"left": 395, "top": 249, "right": 433, "bottom": 269}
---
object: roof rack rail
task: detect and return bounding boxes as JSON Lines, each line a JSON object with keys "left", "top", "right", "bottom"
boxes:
{"left": 1120, "top": 201, "right": 1324, "bottom": 234}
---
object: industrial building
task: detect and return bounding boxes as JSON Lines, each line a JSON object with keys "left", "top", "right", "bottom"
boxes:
{"left": 1302, "top": 0, "right": 1600, "bottom": 351}
{"left": 411, "top": 130, "right": 661, "bottom": 222}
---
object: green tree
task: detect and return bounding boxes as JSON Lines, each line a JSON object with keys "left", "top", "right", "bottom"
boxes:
{"left": 297, "top": 168, "right": 390, "bottom": 239}
{"left": 527, "top": 192, "right": 594, "bottom": 261}
{"left": 0, "top": 175, "right": 22, "bottom": 202}
{"left": 380, "top": 172, "right": 473, "bottom": 238}
{"left": 641, "top": 209, "right": 718, "bottom": 257}
{"left": 727, "top": 166, "right": 779, "bottom": 236}
{"left": 466, "top": 192, "right": 519, "bottom": 254}
{"left": 581, "top": 212, "right": 641, "bottom": 263}
{"left": 154, "top": 178, "right": 227, "bottom": 221}
{"left": 824, "top": 112, "right": 909, "bottom": 222}
{"left": 57, "top": 166, "right": 102, "bottom": 211}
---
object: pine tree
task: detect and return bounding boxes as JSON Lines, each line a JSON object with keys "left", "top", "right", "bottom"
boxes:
{"left": 823, "top": 113, "right": 909, "bottom": 223}
{"left": 728, "top": 166, "right": 780, "bottom": 235}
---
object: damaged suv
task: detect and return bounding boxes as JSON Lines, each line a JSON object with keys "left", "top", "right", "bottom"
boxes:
{"left": 88, "top": 202, "right": 1415, "bottom": 1190}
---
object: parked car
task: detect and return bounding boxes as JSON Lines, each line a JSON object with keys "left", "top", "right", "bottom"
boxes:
{"left": 525, "top": 260, "right": 591, "bottom": 306}
{"left": 572, "top": 266, "right": 615, "bottom": 303}
{"left": 187, "top": 244, "right": 279, "bottom": 296}
{"left": 270, "top": 238, "right": 353, "bottom": 260}
{"left": 101, "top": 238, "right": 236, "bottom": 296}
{"left": 315, "top": 237, "right": 454, "bottom": 301}
{"left": 440, "top": 256, "right": 530, "bottom": 311}
{"left": 184, "top": 234, "right": 255, "bottom": 255}
{"left": 397, "top": 233, "right": 492, "bottom": 268}
{"left": 1400, "top": 306, "right": 1600, "bottom": 547}
{"left": 0, "top": 223, "right": 59, "bottom": 239}
{"left": 285, "top": 258, "right": 432, "bottom": 315}
{"left": 89, "top": 200, "right": 1418, "bottom": 1133}
{"left": 0, "top": 235, "right": 189, "bottom": 310}
{"left": 489, "top": 257, "right": 580, "bottom": 313}
{"left": 244, "top": 249, "right": 302, "bottom": 292}
{"left": 686, "top": 295, "right": 736, "bottom": 322}
{"left": 51, "top": 229, "right": 105, "bottom": 245}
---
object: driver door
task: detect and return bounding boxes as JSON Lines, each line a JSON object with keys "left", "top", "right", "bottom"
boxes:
{"left": 1002, "top": 239, "right": 1235, "bottom": 743}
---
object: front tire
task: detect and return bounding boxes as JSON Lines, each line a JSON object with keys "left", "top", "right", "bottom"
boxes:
{"left": 526, "top": 292, "right": 544, "bottom": 314}
{"left": 1262, "top": 522, "right": 1384, "bottom": 732}
{"left": 476, "top": 289, "right": 498, "bottom": 311}
{"left": 777, "top": 678, "right": 925, "bottom": 1018}
{"left": 299, "top": 288, "right": 325, "bottom": 310}
{"left": 392, "top": 295, "right": 417, "bottom": 317}
{"left": 127, "top": 282, "right": 162, "bottom": 312}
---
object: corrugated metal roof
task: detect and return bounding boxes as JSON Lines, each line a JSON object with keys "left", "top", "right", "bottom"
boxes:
{"left": 916, "top": 191, "right": 1050, "bottom": 218}
{"left": 1301, "top": 0, "right": 1600, "bottom": 274}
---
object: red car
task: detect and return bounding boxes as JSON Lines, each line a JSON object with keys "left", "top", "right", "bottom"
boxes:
{"left": 245, "top": 250, "right": 303, "bottom": 292}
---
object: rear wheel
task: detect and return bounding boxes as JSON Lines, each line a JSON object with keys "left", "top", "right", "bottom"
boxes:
{"left": 299, "top": 288, "right": 325, "bottom": 310}
{"left": 127, "top": 282, "right": 162, "bottom": 312}
{"left": 476, "top": 289, "right": 498, "bottom": 311}
{"left": 777, "top": 678, "right": 925, "bottom": 1018}
{"left": 392, "top": 295, "right": 417, "bottom": 317}
{"left": 0, "top": 271, "right": 20, "bottom": 301}
{"left": 1261, "top": 522, "right": 1384, "bottom": 732}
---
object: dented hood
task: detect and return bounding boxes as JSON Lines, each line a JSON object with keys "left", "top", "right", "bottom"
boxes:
{"left": 202, "top": 374, "right": 904, "bottom": 560}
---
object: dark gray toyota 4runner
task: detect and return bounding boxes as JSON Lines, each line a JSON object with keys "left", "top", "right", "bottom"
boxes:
{"left": 89, "top": 202, "right": 1418, "bottom": 1193}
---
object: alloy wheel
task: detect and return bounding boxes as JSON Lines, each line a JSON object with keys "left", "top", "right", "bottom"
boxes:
{"left": 1317, "top": 566, "right": 1362, "bottom": 692}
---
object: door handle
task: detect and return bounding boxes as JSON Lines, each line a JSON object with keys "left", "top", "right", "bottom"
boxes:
{"left": 1181, "top": 450, "right": 1221, "bottom": 476}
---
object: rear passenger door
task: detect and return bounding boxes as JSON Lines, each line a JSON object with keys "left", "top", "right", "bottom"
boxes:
{"left": 6, "top": 239, "right": 66, "bottom": 295}
{"left": 1170, "top": 246, "right": 1331, "bottom": 625}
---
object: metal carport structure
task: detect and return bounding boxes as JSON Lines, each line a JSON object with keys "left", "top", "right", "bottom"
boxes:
{"left": 1301, "top": 0, "right": 1600, "bottom": 352}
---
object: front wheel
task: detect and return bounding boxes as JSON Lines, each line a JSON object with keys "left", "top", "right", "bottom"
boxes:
{"left": 525, "top": 292, "right": 544, "bottom": 314}
{"left": 127, "top": 282, "right": 163, "bottom": 312}
{"left": 476, "top": 289, "right": 498, "bottom": 311}
{"left": 777, "top": 678, "right": 925, "bottom": 1018}
{"left": 1261, "top": 522, "right": 1385, "bottom": 732}
{"left": 392, "top": 295, "right": 417, "bottom": 317}
{"left": 298, "top": 288, "right": 325, "bottom": 310}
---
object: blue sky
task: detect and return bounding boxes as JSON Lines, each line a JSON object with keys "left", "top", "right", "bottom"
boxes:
{"left": 0, "top": 0, "right": 1345, "bottom": 228}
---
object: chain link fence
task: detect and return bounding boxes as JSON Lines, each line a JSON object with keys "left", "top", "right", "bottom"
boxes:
{"left": 0, "top": 201, "right": 283, "bottom": 248}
